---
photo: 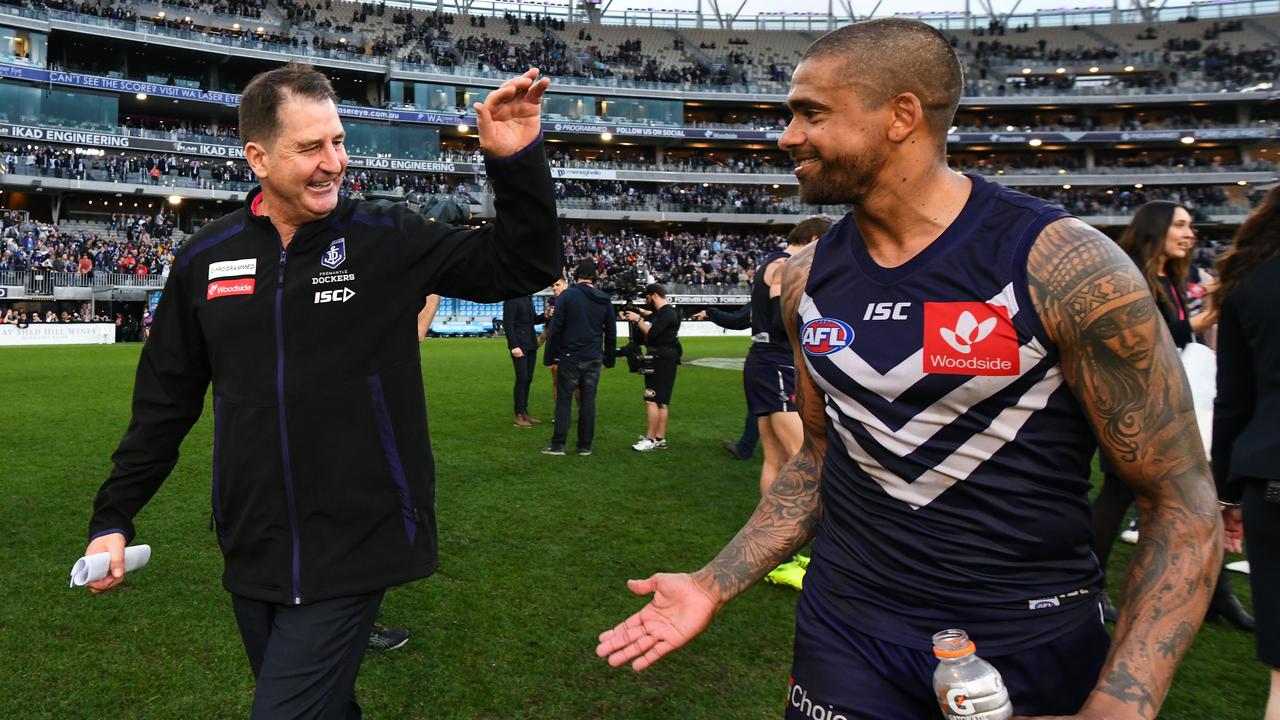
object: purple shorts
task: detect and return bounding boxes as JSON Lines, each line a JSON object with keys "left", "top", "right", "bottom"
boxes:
{"left": 786, "top": 587, "right": 1110, "bottom": 719}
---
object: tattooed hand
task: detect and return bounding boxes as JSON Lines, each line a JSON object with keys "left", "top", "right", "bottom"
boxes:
{"left": 1027, "top": 217, "right": 1221, "bottom": 720}
{"left": 595, "top": 243, "right": 828, "bottom": 671}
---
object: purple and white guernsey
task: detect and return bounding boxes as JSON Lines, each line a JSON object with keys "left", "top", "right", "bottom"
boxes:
{"left": 799, "top": 174, "right": 1104, "bottom": 654}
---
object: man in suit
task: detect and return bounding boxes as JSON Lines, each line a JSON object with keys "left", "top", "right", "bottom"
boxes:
{"left": 504, "top": 294, "right": 541, "bottom": 428}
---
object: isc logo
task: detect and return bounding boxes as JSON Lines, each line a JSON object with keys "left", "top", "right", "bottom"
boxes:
{"left": 314, "top": 287, "right": 356, "bottom": 304}
{"left": 801, "top": 317, "right": 854, "bottom": 357}
{"left": 863, "top": 301, "right": 911, "bottom": 320}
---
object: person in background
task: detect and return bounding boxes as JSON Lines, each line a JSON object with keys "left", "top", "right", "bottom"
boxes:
{"left": 542, "top": 260, "right": 616, "bottom": 456}
{"left": 503, "top": 293, "right": 542, "bottom": 428}
{"left": 1212, "top": 185, "right": 1280, "bottom": 720}
{"left": 692, "top": 302, "right": 759, "bottom": 461}
{"left": 543, "top": 274, "right": 569, "bottom": 398}
{"left": 1090, "top": 201, "right": 1250, "bottom": 629}
{"left": 621, "top": 283, "right": 681, "bottom": 452}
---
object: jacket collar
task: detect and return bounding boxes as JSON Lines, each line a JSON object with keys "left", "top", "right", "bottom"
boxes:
{"left": 243, "top": 186, "right": 359, "bottom": 250}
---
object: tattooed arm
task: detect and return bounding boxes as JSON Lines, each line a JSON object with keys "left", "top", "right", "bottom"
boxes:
{"left": 1024, "top": 218, "right": 1220, "bottom": 720}
{"left": 595, "top": 243, "right": 827, "bottom": 671}
{"left": 696, "top": 241, "right": 828, "bottom": 599}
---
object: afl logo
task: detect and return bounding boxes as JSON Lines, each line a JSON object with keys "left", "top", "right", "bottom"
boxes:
{"left": 801, "top": 317, "right": 854, "bottom": 356}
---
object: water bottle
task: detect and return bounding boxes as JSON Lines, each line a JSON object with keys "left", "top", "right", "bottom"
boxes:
{"left": 932, "top": 628, "right": 1013, "bottom": 720}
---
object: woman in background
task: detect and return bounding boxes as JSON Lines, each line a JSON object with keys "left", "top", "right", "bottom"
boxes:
{"left": 1090, "top": 201, "right": 1252, "bottom": 628}
{"left": 1213, "top": 185, "right": 1280, "bottom": 720}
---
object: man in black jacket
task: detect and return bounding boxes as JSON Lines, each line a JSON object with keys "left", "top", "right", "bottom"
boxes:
{"left": 542, "top": 259, "right": 616, "bottom": 456}
{"left": 503, "top": 294, "right": 541, "bottom": 428}
{"left": 80, "top": 62, "right": 560, "bottom": 718}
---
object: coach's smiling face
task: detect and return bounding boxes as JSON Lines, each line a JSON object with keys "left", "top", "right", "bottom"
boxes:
{"left": 244, "top": 93, "right": 348, "bottom": 230}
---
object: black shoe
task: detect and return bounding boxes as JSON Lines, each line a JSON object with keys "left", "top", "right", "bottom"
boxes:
{"left": 1206, "top": 579, "right": 1255, "bottom": 632}
{"left": 1100, "top": 594, "right": 1118, "bottom": 623}
{"left": 368, "top": 622, "right": 409, "bottom": 651}
{"left": 576, "top": 447, "right": 592, "bottom": 456}
{"left": 541, "top": 444, "right": 566, "bottom": 456}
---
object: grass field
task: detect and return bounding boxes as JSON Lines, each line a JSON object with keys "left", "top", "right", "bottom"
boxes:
{"left": 0, "top": 337, "right": 1266, "bottom": 719}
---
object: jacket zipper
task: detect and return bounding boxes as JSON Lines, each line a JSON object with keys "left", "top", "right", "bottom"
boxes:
{"left": 275, "top": 245, "right": 303, "bottom": 605}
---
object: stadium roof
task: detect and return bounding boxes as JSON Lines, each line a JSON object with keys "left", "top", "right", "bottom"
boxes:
{"left": 383, "top": 0, "right": 1279, "bottom": 30}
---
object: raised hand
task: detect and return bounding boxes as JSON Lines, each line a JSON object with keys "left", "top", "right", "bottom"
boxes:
{"left": 475, "top": 68, "right": 551, "bottom": 159}
{"left": 596, "top": 573, "right": 719, "bottom": 671}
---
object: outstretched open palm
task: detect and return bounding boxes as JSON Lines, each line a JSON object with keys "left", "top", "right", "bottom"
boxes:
{"left": 475, "top": 68, "right": 551, "bottom": 158}
{"left": 596, "top": 573, "right": 719, "bottom": 671}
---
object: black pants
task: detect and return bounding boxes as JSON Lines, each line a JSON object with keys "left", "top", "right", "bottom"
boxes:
{"left": 551, "top": 357, "right": 601, "bottom": 451}
{"left": 511, "top": 347, "right": 538, "bottom": 414}
{"left": 232, "top": 590, "right": 384, "bottom": 720}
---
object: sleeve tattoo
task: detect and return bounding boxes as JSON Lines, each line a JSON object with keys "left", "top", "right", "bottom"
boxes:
{"left": 694, "top": 243, "right": 827, "bottom": 606}
{"left": 1026, "top": 218, "right": 1220, "bottom": 720}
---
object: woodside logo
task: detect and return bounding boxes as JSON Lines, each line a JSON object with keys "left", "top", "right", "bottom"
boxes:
{"left": 923, "top": 302, "right": 1019, "bottom": 376}
{"left": 207, "top": 279, "right": 256, "bottom": 300}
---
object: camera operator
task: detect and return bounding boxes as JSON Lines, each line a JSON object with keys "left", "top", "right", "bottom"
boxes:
{"left": 621, "top": 283, "right": 681, "bottom": 452}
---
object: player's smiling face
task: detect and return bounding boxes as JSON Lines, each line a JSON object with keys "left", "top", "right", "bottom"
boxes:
{"left": 778, "top": 56, "right": 888, "bottom": 206}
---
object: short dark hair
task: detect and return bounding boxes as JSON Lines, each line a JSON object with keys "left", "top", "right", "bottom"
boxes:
{"left": 787, "top": 216, "right": 833, "bottom": 247}
{"left": 574, "top": 259, "right": 598, "bottom": 281}
{"left": 643, "top": 282, "right": 666, "bottom": 299}
{"left": 239, "top": 61, "right": 338, "bottom": 146}
{"left": 802, "top": 19, "right": 963, "bottom": 143}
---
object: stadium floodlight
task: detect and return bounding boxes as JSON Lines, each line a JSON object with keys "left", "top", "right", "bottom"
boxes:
{"left": 1180, "top": 136, "right": 1196, "bottom": 144}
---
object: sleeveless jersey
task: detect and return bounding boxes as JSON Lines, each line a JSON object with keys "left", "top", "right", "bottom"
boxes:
{"left": 750, "top": 250, "right": 792, "bottom": 360}
{"left": 799, "top": 174, "right": 1103, "bottom": 655}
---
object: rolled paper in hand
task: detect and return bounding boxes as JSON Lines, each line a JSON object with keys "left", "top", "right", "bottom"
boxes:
{"left": 69, "top": 544, "right": 152, "bottom": 588}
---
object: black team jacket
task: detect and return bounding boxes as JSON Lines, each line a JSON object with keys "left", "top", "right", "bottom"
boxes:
{"left": 88, "top": 137, "right": 561, "bottom": 605}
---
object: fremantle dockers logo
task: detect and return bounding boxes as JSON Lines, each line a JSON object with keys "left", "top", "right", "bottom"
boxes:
{"left": 321, "top": 238, "right": 347, "bottom": 270}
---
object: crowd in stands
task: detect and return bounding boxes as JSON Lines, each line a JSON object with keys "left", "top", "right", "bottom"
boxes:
{"left": 0, "top": 210, "right": 179, "bottom": 275}
{"left": 5, "top": 141, "right": 1264, "bottom": 218}
{"left": 6, "top": 0, "right": 1278, "bottom": 95}
{"left": 562, "top": 224, "right": 783, "bottom": 288}
{"left": 1038, "top": 184, "right": 1232, "bottom": 217}
{"left": 3, "top": 145, "right": 258, "bottom": 188}
{"left": 142, "top": 0, "right": 263, "bottom": 17}
{"left": 0, "top": 307, "right": 117, "bottom": 323}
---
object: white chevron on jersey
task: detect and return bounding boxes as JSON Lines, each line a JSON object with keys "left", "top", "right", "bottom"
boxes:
{"left": 801, "top": 284, "right": 1064, "bottom": 508}
{"left": 824, "top": 369, "right": 1062, "bottom": 508}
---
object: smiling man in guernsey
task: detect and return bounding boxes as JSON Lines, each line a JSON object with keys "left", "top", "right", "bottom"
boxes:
{"left": 79, "top": 61, "right": 561, "bottom": 718}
